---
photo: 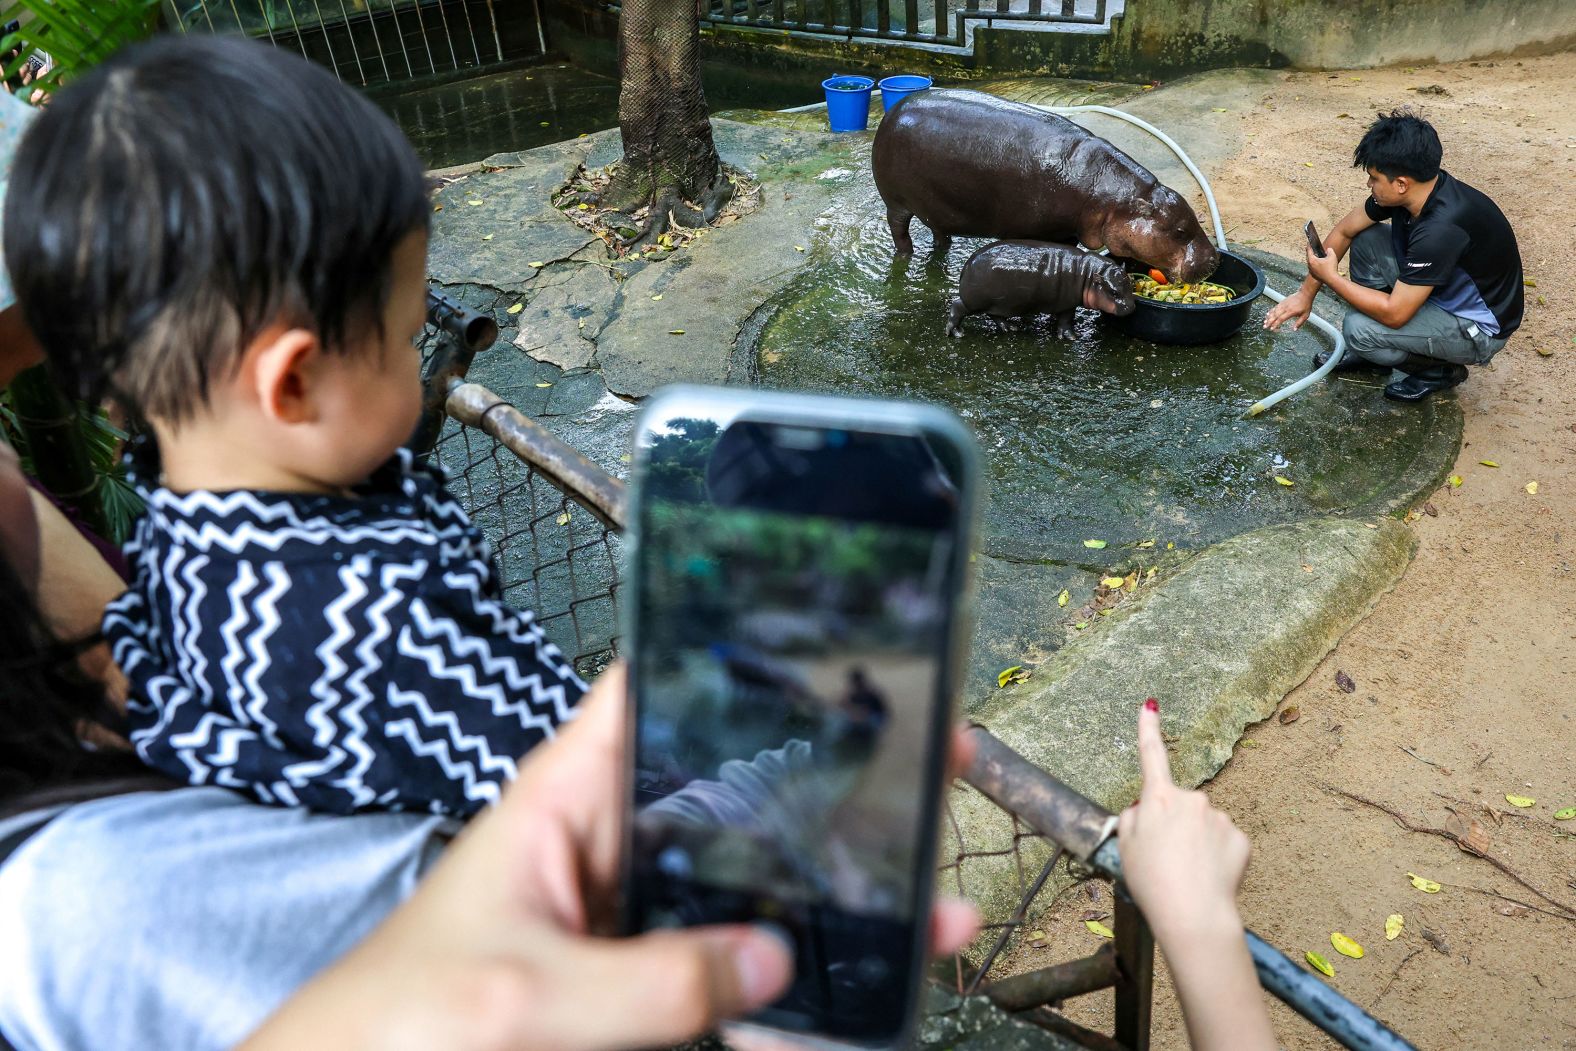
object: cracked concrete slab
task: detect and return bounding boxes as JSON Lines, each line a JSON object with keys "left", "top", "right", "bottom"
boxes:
{"left": 950, "top": 515, "right": 1416, "bottom": 925}
{"left": 512, "top": 262, "right": 617, "bottom": 370}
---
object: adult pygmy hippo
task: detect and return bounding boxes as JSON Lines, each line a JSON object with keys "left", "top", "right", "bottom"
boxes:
{"left": 873, "top": 89, "right": 1219, "bottom": 284}
{"left": 947, "top": 241, "right": 1136, "bottom": 338}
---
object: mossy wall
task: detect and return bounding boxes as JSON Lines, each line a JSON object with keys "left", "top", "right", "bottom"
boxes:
{"left": 546, "top": 0, "right": 1576, "bottom": 86}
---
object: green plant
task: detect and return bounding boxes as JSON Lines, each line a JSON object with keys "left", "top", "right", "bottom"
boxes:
{"left": 0, "top": 0, "right": 162, "bottom": 96}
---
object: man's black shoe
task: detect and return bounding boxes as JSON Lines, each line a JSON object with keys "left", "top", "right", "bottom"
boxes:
{"left": 1383, "top": 362, "right": 1468, "bottom": 402}
{"left": 1313, "top": 349, "right": 1390, "bottom": 374}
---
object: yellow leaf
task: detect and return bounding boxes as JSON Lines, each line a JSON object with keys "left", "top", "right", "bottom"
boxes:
{"left": 1305, "top": 951, "right": 1335, "bottom": 977}
{"left": 1083, "top": 539, "right": 1107, "bottom": 549}
{"left": 482, "top": 234, "right": 494, "bottom": 241}
{"left": 467, "top": 199, "right": 485, "bottom": 206}
{"left": 651, "top": 294, "right": 663, "bottom": 301}
{"left": 668, "top": 329, "right": 686, "bottom": 335}
{"left": 1274, "top": 476, "right": 1294, "bottom": 487}
{"left": 1137, "top": 539, "right": 1155, "bottom": 549}
{"left": 1146, "top": 567, "right": 1156, "bottom": 579}
{"left": 1101, "top": 576, "right": 1126, "bottom": 588}
{"left": 1505, "top": 794, "right": 1536, "bottom": 807}
{"left": 1074, "top": 621, "right": 1088, "bottom": 630}
{"left": 1536, "top": 346, "right": 1553, "bottom": 357}
{"left": 1166, "top": 541, "right": 1175, "bottom": 550}
{"left": 1303, "top": 162, "right": 1314, "bottom": 167}
{"left": 1085, "top": 920, "right": 1115, "bottom": 939}
{"left": 577, "top": 203, "right": 590, "bottom": 211}
{"left": 1447, "top": 475, "right": 1463, "bottom": 488}
{"left": 432, "top": 204, "right": 443, "bottom": 212}
{"left": 794, "top": 245, "right": 806, "bottom": 252}
{"left": 1479, "top": 460, "right": 1500, "bottom": 468}
{"left": 619, "top": 454, "right": 632, "bottom": 464}
{"left": 1406, "top": 872, "right": 1441, "bottom": 894}
{"left": 506, "top": 302, "right": 524, "bottom": 315}
{"left": 997, "top": 666, "right": 1023, "bottom": 688}
{"left": 555, "top": 512, "right": 571, "bottom": 526}
{"left": 1331, "top": 932, "right": 1364, "bottom": 959}
{"left": 535, "top": 382, "right": 553, "bottom": 388}
{"left": 539, "top": 121, "right": 550, "bottom": 127}
{"left": 1525, "top": 481, "right": 1539, "bottom": 494}
{"left": 529, "top": 261, "right": 546, "bottom": 268}
{"left": 1554, "top": 807, "right": 1575, "bottom": 820}
{"left": 1057, "top": 589, "right": 1070, "bottom": 608}
{"left": 1385, "top": 914, "right": 1403, "bottom": 940}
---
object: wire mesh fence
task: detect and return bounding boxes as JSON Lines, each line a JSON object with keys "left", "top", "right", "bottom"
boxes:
{"left": 418, "top": 285, "right": 623, "bottom": 682}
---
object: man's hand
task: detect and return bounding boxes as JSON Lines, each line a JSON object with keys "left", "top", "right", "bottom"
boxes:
{"left": 1305, "top": 244, "right": 1339, "bottom": 287}
{"left": 1262, "top": 288, "right": 1315, "bottom": 332}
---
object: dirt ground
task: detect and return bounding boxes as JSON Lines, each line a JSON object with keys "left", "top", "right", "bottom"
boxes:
{"left": 1016, "top": 51, "right": 1576, "bottom": 1049}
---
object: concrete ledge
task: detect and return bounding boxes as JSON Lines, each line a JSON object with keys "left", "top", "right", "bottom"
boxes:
{"left": 951, "top": 515, "right": 1415, "bottom": 924}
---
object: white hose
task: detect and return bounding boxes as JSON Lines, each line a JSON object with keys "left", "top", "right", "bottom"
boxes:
{"left": 779, "top": 96, "right": 1343, "bottom": 415}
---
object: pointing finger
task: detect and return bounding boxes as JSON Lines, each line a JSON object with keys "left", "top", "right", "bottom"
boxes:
{"left": 1136, "top": 698, "right": 1174, "bottom": 798}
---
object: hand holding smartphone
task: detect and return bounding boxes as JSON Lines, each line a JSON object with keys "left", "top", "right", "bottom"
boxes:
{"left": 622, "top": 386, "right": 978, "bottom": 1048}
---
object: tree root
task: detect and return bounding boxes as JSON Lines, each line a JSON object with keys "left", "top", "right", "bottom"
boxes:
{"left": 1321, "top": 783, "right": 1576, "bottom": 919}
{"left": 1371, "top": 947, "right": 1423, "bottom": 1011}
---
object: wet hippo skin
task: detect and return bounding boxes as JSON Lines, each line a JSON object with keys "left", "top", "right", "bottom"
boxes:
{"left": 873, "top": 89, "right": 1219, "bottom": 284}
{"left": 947, "top": 240, "right": 1137, "bottom": 338}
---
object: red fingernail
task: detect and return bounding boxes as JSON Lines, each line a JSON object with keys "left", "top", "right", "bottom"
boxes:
{"left": 1143, "top": 698, "right": 1159, "bottom": 713}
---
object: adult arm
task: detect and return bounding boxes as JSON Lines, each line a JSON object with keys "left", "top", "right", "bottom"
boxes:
{"left": 1305, "top": 242, "right": 1433, "bottom": 328}
{"left": 1117, "top": 702, "right": 1277, "bottom": 1051}
{"left": 29, "top": 486, "right": 128, "bottom": 709}
{"left": 241, "top": 666, "right": 981, "bottom": 1051}
{"left": 1263, "top": 202, "right": 1377, "bottom": 331}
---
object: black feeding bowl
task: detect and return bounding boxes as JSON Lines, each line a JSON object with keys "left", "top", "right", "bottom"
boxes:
{"left": 1107, "top": 249, "right": 1266, "bottom": 346}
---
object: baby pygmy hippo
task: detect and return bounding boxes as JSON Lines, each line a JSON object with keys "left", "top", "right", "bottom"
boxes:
{"left": 946, "top": 240, "right": 1137, "bottom": 339}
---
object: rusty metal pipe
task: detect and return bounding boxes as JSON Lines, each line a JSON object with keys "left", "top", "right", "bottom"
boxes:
{"left": 981, "top": 945, "right": 1118, "bottom": 1012}
{"left": 445, "top": 383, "right": 628, "bottom": 529}
{"left": 961, "top": 726, "right": 1118, "bottom": 865}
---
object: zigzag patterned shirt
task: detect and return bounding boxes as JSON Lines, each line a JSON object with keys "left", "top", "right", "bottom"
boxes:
{"left": 105, "top": 445, "right": 587, "bottom": 817}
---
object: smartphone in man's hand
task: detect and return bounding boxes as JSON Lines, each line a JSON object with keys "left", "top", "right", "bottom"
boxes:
{"left": 1304, "top": 220, "right": 1327, "bottom": 258}
{"left": 621, "top": 385, "right": 979, "bottom": 1048}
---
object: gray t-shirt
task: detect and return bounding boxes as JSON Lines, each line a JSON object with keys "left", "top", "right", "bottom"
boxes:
{"left": 0, "top": 788, "right": 455, "bottom": 1051}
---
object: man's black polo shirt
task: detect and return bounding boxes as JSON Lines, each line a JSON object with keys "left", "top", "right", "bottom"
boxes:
{"left": 1365, "top": 170, "right": 1523, "bottom": 338}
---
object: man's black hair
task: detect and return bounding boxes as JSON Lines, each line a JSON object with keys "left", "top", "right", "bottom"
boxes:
{"left": 1352, "top": 108, "right": 1442, "bottom": 184}
{"left": 2, "top": 34, "right": 431, "bottom": 421}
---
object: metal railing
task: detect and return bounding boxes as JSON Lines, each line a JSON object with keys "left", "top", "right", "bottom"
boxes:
{"left": 697, "top": 0, "right": 1106, "bottom": 50}
{"left": 417, "top": 291, "right": 1413, "bottom": 1050}
{"left": 165, "top": 0, "right": 541, "bottom": 86}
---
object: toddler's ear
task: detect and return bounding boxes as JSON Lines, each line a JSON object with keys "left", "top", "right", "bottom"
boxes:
{"left": 249, "top": 327, "right": 322, "bottom": 425}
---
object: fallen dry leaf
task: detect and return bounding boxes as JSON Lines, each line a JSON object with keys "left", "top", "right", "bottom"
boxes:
{"left": 1505, "top": 794, "right": 1536, "bottom": 807}
{"left": 1479, "top": 459, "right": 1500, "bottom": 468}
{"left": 1083, "top": 539, "right": 1108, "bottom": 549}
{"left": 1447, "top": 475, "right": 1463, "bottom": 488}
{"left": 1079, "top": 910, "right": 1109, "bottom": 923}
{"left": 1406, "top": 872, "right": 1442, "bottom": 894}
{"left": 1497, "top": 904, "right": 1530, "bottom": 918}
{"left": 1057, "top": 589, "right": 1070, "bottom": 608}
{"left": 1085, "top": 920, "right": 1115, "bottom": 939}
{"left": 1305, "top": 951, "right": 1335, "bottom": 977}
{"left": 1279, "top": 705, "right": 1301, "bottom": 725}
{"left": 1274, "top": 476, "right": 1294, "bottom": 487}
{"left": 1423, "top": 502, "right": 1438, "bottom": 517}
{"left": 1555, "top": 807, "right": 1576, "bottom": 821}
{"left": 1331, "top": 932, "right": 1364, "bottom": 959}
{"left": 1421, "top": 928, "right": 1450, "bottom": 955}
{"left": 1335, "top": 670, "right": 1356, "bottom": 694}
{"left": 1385, "top": 914, "right": 1403, "bottom": 941}
{"left": 555, "top": 511, "right": 571, "bottom": 526}
{"left": 1525, "top": 481, "right": 1539, "bottom": 495}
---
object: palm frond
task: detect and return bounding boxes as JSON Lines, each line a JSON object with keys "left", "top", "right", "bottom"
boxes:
{"left": 0, "top": 0, "right": 162, "bottom": 97}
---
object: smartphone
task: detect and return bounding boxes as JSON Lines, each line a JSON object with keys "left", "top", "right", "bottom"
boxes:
{"left": 621, "top": 385, "right": 979, "bottom": 1048}
{"left": 1304, "top": 219, "right": 1327, "bottom": 258}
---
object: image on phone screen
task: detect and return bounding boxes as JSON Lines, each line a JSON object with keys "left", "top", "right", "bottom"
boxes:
{"left": 626, "top": 394, "right": 973, "bottom": 1046}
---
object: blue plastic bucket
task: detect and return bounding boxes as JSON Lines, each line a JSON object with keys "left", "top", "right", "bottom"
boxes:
{"left": 879, "top": 74, "right": 932, "bottom": 111}
{"left": 822, "top": 75, "right": 875, "bottom": 132}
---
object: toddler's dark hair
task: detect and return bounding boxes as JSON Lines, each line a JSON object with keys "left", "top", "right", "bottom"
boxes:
{"left": 1353, "top": 108, "right": 1442, "bottom": 184}
{"left": 2, "top": 34, "right": 430, "bottom": 422}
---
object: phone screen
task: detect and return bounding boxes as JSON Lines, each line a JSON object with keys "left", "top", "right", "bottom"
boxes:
{"left": 626, "top": 396, "right": 973, "bottom": 1045}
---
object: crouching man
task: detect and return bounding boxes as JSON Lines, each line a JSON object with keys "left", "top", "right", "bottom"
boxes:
{"left": 1264, "top": 109, "right": 1523, "bottom": 402}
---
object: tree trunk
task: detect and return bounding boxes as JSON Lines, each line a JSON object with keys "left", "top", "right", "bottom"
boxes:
{"left": 603, "top": 0, "right": 734, "bottom": 244}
